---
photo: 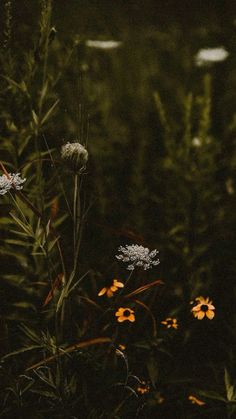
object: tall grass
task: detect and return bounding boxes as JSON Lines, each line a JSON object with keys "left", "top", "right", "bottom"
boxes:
{"left": 0, "top": 1, "right": 236, "bottom": 418}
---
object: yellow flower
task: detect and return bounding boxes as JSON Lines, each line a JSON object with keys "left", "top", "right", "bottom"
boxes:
{"left": 115, "top": 307, "right": 135, "bottom": 323}
{"left": 98, "top": 279, "right": 124, "bottom": 298}
{"left": 161, "top": 317, "right": 178, "bottom": 329}
{"left": 191, "top": 296, "right": 215, "bottom": 320}
{"left": 188, "top": 395, "right": 206, "bottom": 406}
{"left": 137, "top": 381, "right": 150, "bottom": 395}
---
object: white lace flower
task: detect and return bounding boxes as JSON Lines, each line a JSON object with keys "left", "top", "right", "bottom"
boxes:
{"left": 195, "top": 47, "right": 229, "bottom": 66}
{"left": 0, "top": 173, "right": 26, "bottom": 195}
{"left": 61, "top": 142, "right": 88, "bottom": 171}
{"left": 86, "top": 40, "right": 122, "bottom": 50}
{"left": 116, "top": 244, "right": 160, "bottom": 270}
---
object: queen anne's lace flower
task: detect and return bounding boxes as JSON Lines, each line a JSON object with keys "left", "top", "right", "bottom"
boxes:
{"left": 0, "top": 173, "right": 26, "bottom": 195}
{"left": 195, "top": 47, "right": 229, "bottom": 66}
{"left": 116, "top": 244, "right": 160, "bottom": 270}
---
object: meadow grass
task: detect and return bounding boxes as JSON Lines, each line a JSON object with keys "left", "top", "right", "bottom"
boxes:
{"left": 0, "top": 1, "right": 236, "bottom": 418}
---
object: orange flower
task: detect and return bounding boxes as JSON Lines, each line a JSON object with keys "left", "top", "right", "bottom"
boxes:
{"left": 115, "top": 307, "right": 135, "bottom": 323}
{"left": 137, "top": 380, "right": 150, "bottom": 395}
{"left": 191, "top": 296, "right": 215, "bottom": 320}
{"left": 188, "top": 395, "right": 206, "bottom": 406}
{"left": 161, "top": 317, "right": 178, "bottom": 329}
{"left": 98, "top": 279, "right": 124, "bottom": 298}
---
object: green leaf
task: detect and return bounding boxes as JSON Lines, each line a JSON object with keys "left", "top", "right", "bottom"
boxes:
{"left": 2, "top": 345, "right": 42, "bottom": 360}
{"left": 225, "top": 369, "right": 235, "bottom": 402}
{"left": 10, "top": 212, "right": 33, "bottom": 236}
{"left": 147, "top": 355, "right": 159, "bottom": 387}
{"left": 199, "top": 389, "right": 227, "bottom": 403}
{"left": 41, "top": 99, "right": 59, "bottom": 126}
{"left": 32, "top": 110, "right": 39, "bottom": 126}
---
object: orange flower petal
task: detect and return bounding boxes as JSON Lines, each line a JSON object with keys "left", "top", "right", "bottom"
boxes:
{"left": 196, "top": 311, "right": 205, "bottom": 320}
{"left": 98, "top": 287, "right": 107, "bottom": 296}
{"left": 113, "top": 280, "right": 124, "bottom": 288}
{"left": 117, "top": 316, "right": 126, "bottom": 322}
{"left": 107, "top": 289, "right": 114, "bottom": 298}
{"left": 206, "top": 310, "right": 215, "bottom": 319}
{"left": 129, "top": 314, "right": 135, "bottom": 322}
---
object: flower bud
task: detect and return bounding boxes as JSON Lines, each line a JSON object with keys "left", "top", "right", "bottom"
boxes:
{"left": 61, "top": 142, "right": 88, "bottom": 172}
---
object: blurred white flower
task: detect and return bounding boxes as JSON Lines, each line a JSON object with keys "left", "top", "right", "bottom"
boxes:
{"left": 192, "top": 137, "right": 202, "bottom": 147}
{"left": 61, "top": 142, "right": 88, "bottom": 171}
{"left": 0, "top": 173, "right": 26, "bottom": 195}
{"left": 192, "top": 136, "right": 211, "bottom": 147}
{"left": 195, "top": 47, "right": 229, "bottom": 66}
{"left": 86, "top": 40, "right": 122, "bottom": 50}
{"left": 116, "top": 244, "right": 160, "bottom": 270}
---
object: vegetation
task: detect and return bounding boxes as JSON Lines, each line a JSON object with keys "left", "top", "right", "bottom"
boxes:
{"left": 0, "top": 1, "right": 236, "bottom": 418}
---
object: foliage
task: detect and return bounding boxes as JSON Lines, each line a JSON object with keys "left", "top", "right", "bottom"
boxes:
{"left": 0, "top": 1, "right": 236, "bottom": 418}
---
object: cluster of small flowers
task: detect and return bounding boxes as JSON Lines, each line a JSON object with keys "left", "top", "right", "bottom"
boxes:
{"left": 195, "top": 46, "right": 229, "bottom": 66}
{"left": 116, "top": 244, "right": 160, "bottom": 271}
{"left": 0, "top": 173, "right": 26, "bottom": 195}
{"left": 85, "top": 40, "right": 122, "bottom": 50}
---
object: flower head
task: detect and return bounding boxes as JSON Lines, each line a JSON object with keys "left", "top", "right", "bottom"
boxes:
{"left": 61, "top": 142, "right": 88, "bottom": 172}
{"left": 0, "top": 173, "right": 26, "bottom": 195}
{"left": 115, "top": 307, "right": 135, "bottom": 323}
{"left": 116, "top": 244, "right": 160, "bottom": 271}
{"left": 191, "top": 296, "right": 215, "bottom": 320}
{"left": 188, "top": 395, "right": 206, "bottom": 406}
{"left": 137, "top": 380, "right": 150, "bottom": 395}
{"left": 98, "top": 279, "right": 124, "bottom": 298}
{"left": 161, "top": 317, "right": 178, "bottom": 329}
{"left": 195, "top": 47, "right": 229, "bottom": 66}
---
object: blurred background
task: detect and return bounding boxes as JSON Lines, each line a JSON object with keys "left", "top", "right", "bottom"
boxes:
{"left": 0, "top": 1, "right": 236, "bottom": 417}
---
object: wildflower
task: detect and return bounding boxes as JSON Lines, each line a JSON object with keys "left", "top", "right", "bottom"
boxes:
{"left": 161, "top": 317, "right": 178, "bottom": 329}
{"left": 98, "top": 279, "right": 124, "bottom": 298}
{"left": 115, "top": 307, "right": 135, "bottom": 323}
{"left": 188, "top": 395, "right": 206, "bottom": 406}
{"left": 61, "top": 142, "right": 88, "bottom": 172}
{"left": 0, "top": 173, "right": 26, "bottom": 195}
{"left": 191, "top": 296, "right": 215, "bottom": 320}
{"left": 137, "top": 380, "right": 150, "bottom": 395}
{"left": 85, "top": 40, "right": 122, "bottom": 50}
{"left": 195, "top": 47, "right": 229, "bottom": 66}
{"left": 116, "top": 244, "right": 160, "bottom": 271}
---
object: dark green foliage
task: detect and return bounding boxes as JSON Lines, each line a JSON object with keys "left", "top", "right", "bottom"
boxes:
{"left": 0, "top": 1, "right": 236, "bottom": 418}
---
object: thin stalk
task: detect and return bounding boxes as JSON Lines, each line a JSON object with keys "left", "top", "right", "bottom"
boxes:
{"left": 73, "top": 173, "right": 79, "bottom": 257}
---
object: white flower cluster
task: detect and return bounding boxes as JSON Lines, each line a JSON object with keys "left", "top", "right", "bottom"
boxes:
{"left": 116, "top": 244, "right": 160, "bottom": 271}
{"left": 0, "top": 173, "right": 26, "bottom": 195}
{"left": 195, "top": 47, "right": 229, "bottom": 66}
{"left": 61, "top": 142, "right": 88, "bottom": 171}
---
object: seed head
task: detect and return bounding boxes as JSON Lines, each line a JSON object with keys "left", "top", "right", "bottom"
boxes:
{"left": 61, "top": 142, "right": 88, "bottom": 172}
{"left": 0, "top": 173, "right": 26, "bottom": 195}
